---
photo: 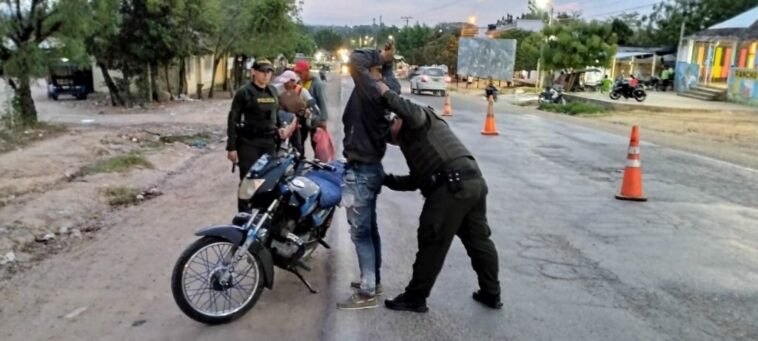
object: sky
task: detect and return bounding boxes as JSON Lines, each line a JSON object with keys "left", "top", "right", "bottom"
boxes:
{"left": 301, "top": 0, "right": 662, "bottom": 27}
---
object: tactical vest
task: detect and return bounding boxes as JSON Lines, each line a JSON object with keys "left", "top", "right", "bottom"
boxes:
{"left": 398, "top": 109, "right": 473, "bottom": 179}
{"left": 239, "top": 84, "right": 280, "bottom": 138}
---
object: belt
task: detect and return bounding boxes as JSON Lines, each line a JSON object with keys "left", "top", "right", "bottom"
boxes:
{"left": 420, "top": 167, "right": 481, "bottom": 197}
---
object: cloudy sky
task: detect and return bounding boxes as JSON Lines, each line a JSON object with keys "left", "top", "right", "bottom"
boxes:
{"left": 301, "top": 0, "right": 661, "bottom": 27}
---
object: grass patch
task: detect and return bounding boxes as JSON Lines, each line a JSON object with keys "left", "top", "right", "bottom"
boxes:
{"left": 0, "top": 122, "right": 68, "bottom": 154}
{"left": 83, "top": 153, "right": 153, "bottom": 175}
{"left": 538, "top": 102, "right": 607, "bottom": 116}
{"left": 159, "top": 133, "right": 211, "bottom": 145}
{"left": 105, "top": 187, "right": 141, "bottom": 206}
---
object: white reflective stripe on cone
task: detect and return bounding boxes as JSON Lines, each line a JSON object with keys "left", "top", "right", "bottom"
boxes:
{"left": 628, "top": 146, "right": 640, "bottom": 154}
{"left": 626, "top": 159, "right": 642, "bottom": 168}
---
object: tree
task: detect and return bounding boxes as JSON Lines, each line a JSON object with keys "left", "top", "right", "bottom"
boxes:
{"left": 313, "top": 29, "right": 343, "bottom": 52}
{"left": 542, "top": 21, "right": 617, "bottom": 70}
{"left": 204, "top": 0, "right": 258, "bottom": 98}
{"left": 646, "top": 0, "right": 756, "bottom": 47}
{"left": 395, "top": 24, "right": 433, "bottom": 65}
{"left": 498, "top": 30, "right": 541, "bottom": 71}
{"left": 0, "top": 0, "right": 91, "bottom": 126}
{"left": 609, "top": 18, "right": 634, "bottom": 46}
{"left": 294, "top": 30, "right": 317, "bottom": 57}
{"left": 423, "top": 33, "right": 459, "bottom": 74}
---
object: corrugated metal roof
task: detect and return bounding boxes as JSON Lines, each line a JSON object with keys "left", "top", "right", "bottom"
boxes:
{"left": 709, "top": 6, "right": 758, "bottom": 29}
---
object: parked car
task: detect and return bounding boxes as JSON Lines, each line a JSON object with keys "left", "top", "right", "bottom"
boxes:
{"left": 46, "top": 62, "right": 92, "bottom": 100}
{"left": 410, "top": 66, "right": 447, "bottom": 96}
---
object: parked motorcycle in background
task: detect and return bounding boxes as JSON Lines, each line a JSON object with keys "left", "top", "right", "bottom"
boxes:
{"left": 538, "top": 87, "right": 567, "bottom": 105}
{"left": 609, "top": 80, "right": 647, "bottom": 102}
{"left": 170, "top": 142, "right": 344, "bottom": 324}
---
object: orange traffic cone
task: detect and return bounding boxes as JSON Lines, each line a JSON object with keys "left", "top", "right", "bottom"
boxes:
{"left": 615, "top": 125, "right": 647, "bottom": 201}
{"left": 442, "top": 94, "right": 453, "bottom": 117}
{"left": 481, "top": 95, "right": 499, "bottom": 135}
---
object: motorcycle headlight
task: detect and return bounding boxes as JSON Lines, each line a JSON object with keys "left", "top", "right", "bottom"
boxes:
{"left": 238, "top": 178, "right": 265, "bottom": 200}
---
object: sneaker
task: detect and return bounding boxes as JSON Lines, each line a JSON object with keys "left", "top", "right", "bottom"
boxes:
{"left": 350, "top": 281, "right": 384, "bottom": 296}
{"left": 336, "top": 293, "right": 378, "bottom": 310}
{"left": 384, "top": 292, "right": 429, "bottom": 313}
{"left": 472, "top": 290, "right": 503, "bottom": 309}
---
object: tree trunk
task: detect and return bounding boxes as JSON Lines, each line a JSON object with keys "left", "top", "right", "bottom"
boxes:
{"left": 150, "top": 62, "right": 160, "bottom": 102}
{"left": 16, "top": 76, "right": 37, "bottom": 127}
{"left": 123, "top": 71, "right": 132, "bottom": 107}
{"left": 164, "top": 64, "right": 172, "bottom": 100}
{"left": 98, "top": 63, "right": 125, "bottom": 106}
{"left": 208, "top": 56, "right": 222, "bottom": 98}
{"left": 178, "top": 58, "right": 187, "bottom": 95}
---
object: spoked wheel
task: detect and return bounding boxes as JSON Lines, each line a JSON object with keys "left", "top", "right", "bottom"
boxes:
{"left": 171, "top": 236, "right": 265, "bottom": 324}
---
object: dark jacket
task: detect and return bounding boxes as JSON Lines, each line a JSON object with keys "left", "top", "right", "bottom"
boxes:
{"left": 304, "top": 72, "right": 328, "bottom": 122}
{"left": 226, "top": 82, "right": 281, "bottom": 151}
{"left": 381, "top": 91, "right": 476, "bottom": 193}
{"left": 342, "top": 48, "right": 401, "bottom": 163}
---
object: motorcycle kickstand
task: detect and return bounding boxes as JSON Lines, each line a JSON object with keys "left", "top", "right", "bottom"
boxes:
{"left": 287, "top": 268, "right": 319, "bottom": 294}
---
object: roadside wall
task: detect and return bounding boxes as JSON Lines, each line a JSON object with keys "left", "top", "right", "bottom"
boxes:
{"left": 727, "top": 68, "right": 758, "bottom": 107}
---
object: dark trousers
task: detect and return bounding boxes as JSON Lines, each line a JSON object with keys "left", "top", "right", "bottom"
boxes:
{"left": 296, "top": 123, "right": 315, "bottom": 156}
{"left": 404, "top": 177, "right": 501, "bottom": 299}
{"left": 237, "top": 143, "right": 275, "bottom": 212}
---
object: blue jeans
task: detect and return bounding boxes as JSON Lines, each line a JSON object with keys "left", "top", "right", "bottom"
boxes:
{"left": 343, "top": 162, "right": 383, "bottom": 296}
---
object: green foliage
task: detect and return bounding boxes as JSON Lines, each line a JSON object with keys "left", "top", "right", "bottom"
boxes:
{"left": 396, "top": 25, "right": 434, "bottom": 65}
{"left": 609, "top": 0, "right": 756, "bottom": 47}
{"left": 498, "top": 30, "right": 542, "bottom": 71}
{"left": 313, "top": 29, "right": 344, "bottom": 52}
{"left": 650, "top": 0, "right": 756, "bottom": 46}
{"left": 423, "top": 34, "right": 459, "bottom": 73}
{"left": 542, "top": 21, "right": 617, "bottom": 70}
{"left": 105, "top": 187, "right": 141, "bottom": 206}
{"left": 0, "top": 0, "right": 93, "bottom": 126}
{"left": 83, "top": 153, "right": 153, "bottom": 175}
{"left": 538, "top": 102, "right": 607, "bottom": 116}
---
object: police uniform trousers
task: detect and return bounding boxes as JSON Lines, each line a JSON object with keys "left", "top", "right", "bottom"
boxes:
{"left": 405, "top": 177, "right": 501, "bottom": 299}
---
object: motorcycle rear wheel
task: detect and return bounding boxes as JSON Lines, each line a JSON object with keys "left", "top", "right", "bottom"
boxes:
{"left": 634, "top": 92, "right": 647, "bottom": 102}
{"left": 609, "top": 91, "right": 621, "bottom": 100}
{"left": 171, "top": 236, "right": 265, "bottom": 325}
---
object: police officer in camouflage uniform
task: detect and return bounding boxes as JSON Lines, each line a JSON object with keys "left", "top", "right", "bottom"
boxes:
{"left": 373, "top": 77, "right": 503, "bottom": 313}
{"left": 226, "top": 59, "right": 294, "bottom": 212}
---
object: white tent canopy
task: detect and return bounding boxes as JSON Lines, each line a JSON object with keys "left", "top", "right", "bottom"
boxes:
{"left": 709, "top": 6, "right": 758, "bottom": 30}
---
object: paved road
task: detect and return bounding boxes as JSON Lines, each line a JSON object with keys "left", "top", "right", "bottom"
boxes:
{"left": 1, "top": 74, "right": 756, "bottom": 341}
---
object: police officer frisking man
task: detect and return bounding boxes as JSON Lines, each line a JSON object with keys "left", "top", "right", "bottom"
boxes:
{"left": 374, "top": 74, "right": 503, "bottom": 313}
{"left": 226, "top": 59, "right": 296, "bottom": 212}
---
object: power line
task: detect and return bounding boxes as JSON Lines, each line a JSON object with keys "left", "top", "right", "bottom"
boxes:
{"left": 584, "top": 1, "right": 666, "bottom": 19}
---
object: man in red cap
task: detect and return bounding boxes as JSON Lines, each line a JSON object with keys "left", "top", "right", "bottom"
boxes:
{"left": 293, "top": 60, "right": 329, "bottom": 154}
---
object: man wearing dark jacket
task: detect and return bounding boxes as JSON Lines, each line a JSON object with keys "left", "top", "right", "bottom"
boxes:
{"left": 373, "top": 75, "right": 502, "bottom": 313}
{"left": 336, "top": 44, "right": 401, "bottom": 310}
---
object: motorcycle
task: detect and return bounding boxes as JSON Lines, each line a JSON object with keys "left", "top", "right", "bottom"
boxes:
{"left": 538, "top": 87, "right": 567, "bottom": 105}
{"left": 609, "top": 81, "right": 646, "bottom": 102}
{"left": 170, "top": 142, "right": 344, "bottom": 325}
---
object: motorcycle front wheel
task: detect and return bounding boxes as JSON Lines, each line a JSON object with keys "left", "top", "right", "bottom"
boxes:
{"left": 609, "top": 91, "right": 621, "bottom": 100}
{"left": 171, "top": 236, "right": 265, "bottom": 325}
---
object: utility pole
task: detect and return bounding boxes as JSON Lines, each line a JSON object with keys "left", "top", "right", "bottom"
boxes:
{"left": 401, "top": 16, "right": 412, "bottom": 27}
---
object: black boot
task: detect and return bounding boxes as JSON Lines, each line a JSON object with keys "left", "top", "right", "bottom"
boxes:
{"left": 385, "top": 292, "right": 429, "bottom": 313}
{"left": 472, "top": 290, "right": 503, "bottom": 309}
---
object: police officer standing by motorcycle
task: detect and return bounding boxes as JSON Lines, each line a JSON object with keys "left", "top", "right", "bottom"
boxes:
{"left": 226, "top": 59, "right": 295, "bottom": 212}
{"left": 373, "top": 74, "right": 503, "bottom": 313}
